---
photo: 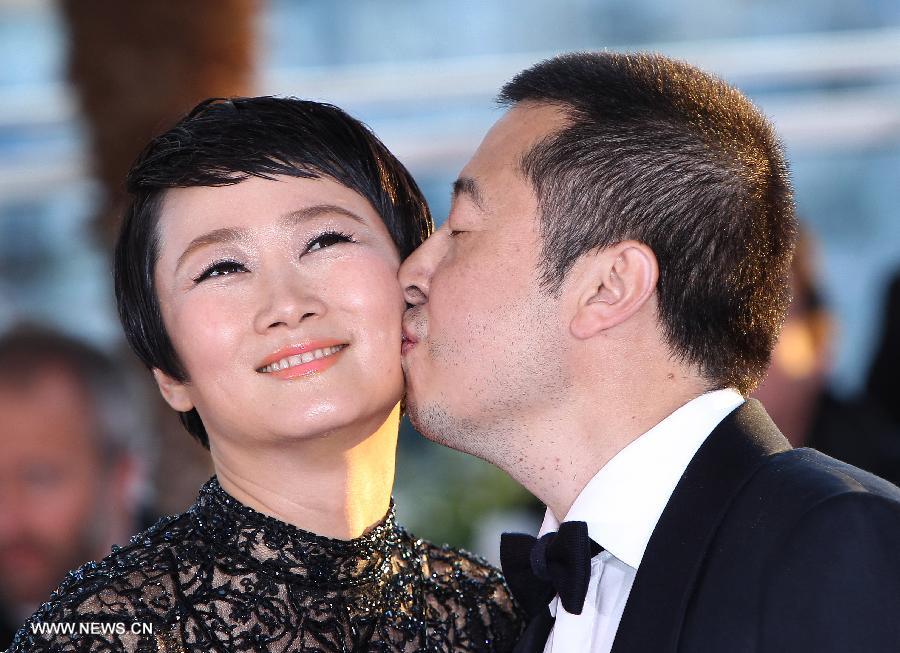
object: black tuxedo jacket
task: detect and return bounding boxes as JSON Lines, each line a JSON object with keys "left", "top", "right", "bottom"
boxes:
{"left": 610, "top": 399, "right": 900, "bottom": 653}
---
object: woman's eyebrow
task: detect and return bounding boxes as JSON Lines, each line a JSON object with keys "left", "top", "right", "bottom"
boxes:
{"left": 174, "top": 205, "right": 367, "bottom": 273}
{"left": 281, "top": 204, "right": 367, "bottom": 227}
{"left": 175, "top": 227, "right": 244, "bottom": 273}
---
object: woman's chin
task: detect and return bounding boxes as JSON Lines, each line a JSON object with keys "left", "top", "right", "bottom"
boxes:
{"left": 259, "top": 411, "right": 396, "bottom": 445}
{"left": 206, "top": 394, "right": 402, "bottom": 449}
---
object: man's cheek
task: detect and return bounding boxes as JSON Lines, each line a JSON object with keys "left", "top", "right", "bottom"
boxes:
{"left": 37, "top": 489, "right": 89, "bottom": 533}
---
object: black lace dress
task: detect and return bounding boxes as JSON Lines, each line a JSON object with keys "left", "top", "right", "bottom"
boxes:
{"left": 8, "top": 477, "right": 523, "bottom": 653}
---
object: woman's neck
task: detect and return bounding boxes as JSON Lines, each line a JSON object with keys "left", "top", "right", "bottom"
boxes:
{"left": 209, "top": 403, "right": 400, "bottom": 540}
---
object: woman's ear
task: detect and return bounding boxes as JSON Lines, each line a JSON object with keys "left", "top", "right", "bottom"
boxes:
{"left": 152, "top": 368, "right": 194, "bottom": 412}
{"left": 569, "top": 240, "right": 659, "bottom": 340}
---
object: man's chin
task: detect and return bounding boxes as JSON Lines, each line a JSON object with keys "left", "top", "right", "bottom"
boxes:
{"left": 403, "top": 397, "right": 428, "bottom": 437}
{"left": 406, "top": 400, "right": 472, "bottom": 451}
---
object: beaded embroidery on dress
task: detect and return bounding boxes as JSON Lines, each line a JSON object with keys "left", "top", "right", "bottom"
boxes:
{"left": 8, "top": 477, "right": 523, "bottom": 652}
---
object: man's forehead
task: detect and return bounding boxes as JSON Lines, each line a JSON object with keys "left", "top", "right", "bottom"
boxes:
{"left": 0, "top": 367, "right": 95, "bottom": 436}
{"left": 490, "top": 102, "right": 569, "bottom": 148}
{"left": 3, "top": 364, "right": 87, "bottom": 403}
{"left": 506, "top": 100, "right": 571, "bottom": 129}
{"left": 463, "top": 102, "right": 570, "bottom": 176}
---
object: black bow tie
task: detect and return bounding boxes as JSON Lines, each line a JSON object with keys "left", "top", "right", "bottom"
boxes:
{"left": 501, "top": 521, "right": 603, "bottom": 653}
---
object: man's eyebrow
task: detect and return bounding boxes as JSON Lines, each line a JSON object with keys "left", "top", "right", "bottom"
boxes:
{"left": 175, "top": 227, "right": 245, "bottom": 273}
{"left": 451, "top": 176, "right": 487, "bottom": 213}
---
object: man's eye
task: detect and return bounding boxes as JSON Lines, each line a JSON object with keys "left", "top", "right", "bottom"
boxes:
{"left": 448, "top": 229, "right": 464, "bottom": 237}
{"left": 306, "top": 231, "right": 354, "bottom": 253}
{"left": 24, "top": 464, "right": 64, "bottom": 490}
{"left": 194, "top": 261, "right": 247, "bottom": 283}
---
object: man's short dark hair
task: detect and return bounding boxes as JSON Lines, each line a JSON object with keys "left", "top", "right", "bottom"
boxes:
{"left": 115, "top": 97, "right": 432, "bottom": 448}
{"left": 499, "top": 52, "right": 796, "bottom": 394}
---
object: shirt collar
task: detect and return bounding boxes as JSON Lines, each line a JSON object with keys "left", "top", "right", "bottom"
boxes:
{"left": 538, "top": 388, "right": 744, "bottom": 569}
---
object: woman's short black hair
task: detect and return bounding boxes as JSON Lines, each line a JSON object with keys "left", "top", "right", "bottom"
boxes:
{"left": 114, "top": 97, "right": 432, "bottom": 448}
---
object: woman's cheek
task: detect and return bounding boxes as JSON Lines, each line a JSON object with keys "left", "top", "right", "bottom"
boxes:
{"left": 348, "top": 261, "right": 404, "bottom": 369}
{"left": 171, "top": 294, "right": 245, "bottom": 379}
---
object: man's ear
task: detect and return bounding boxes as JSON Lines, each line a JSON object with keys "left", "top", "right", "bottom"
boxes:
{"left": 152, "top": 368, "right": 194, "bottom": 412}
{"left": 569, "top": 240, "right": 659, "bottom": 339}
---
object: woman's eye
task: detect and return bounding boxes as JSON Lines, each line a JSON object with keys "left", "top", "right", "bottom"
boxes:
{"left": 194, "top": 261, "right": 246, "bottom": 283}
{"left": 306, "top": 231, "right": 354, "bottom": 253}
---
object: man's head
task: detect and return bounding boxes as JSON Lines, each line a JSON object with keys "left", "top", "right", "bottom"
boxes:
{"left": 400, "top": 52, "right": 796, "bottom": 460}
{"left": 0, "top": 326, "right": 146, "bottom": 608}
{"left": 115, "top": 97, "right": 431, "bottom": 448}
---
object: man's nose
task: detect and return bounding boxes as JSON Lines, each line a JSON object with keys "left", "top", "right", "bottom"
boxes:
{"left": 400, "top": 226, "right": 446, "bottom": 306}
{"left": 253, "top": 271, "right": 327, "bottom": 333}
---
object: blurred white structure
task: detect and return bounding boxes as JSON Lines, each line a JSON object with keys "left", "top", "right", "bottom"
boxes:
{"left": 1, "top": 27, "right": 899, "bottom": 195}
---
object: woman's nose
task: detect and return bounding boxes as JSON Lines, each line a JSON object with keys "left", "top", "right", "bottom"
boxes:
{"left": 253, "top": 272, "right": 327, "bottom": 333}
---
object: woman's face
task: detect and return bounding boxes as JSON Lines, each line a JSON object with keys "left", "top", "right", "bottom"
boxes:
{"left": 152, "top": 174, "right": 405, "bottom": 446}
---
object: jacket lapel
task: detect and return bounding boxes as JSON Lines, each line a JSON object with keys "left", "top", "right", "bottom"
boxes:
{"left": 610, "top": 399, "right": 790, "bottom": 653}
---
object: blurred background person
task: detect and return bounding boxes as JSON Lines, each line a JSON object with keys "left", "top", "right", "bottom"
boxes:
{"left": 754, "top": 228, "right": 900, "bottom": 486}
{"left": 0, "top": 325, "right": 153, "bottom": 650}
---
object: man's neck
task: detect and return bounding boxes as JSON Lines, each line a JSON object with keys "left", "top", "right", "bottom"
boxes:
{"left": 209, "top": 404, "right": 400, "bottom": 540}
{"left": 497, "top": 378, "right": 711, "bottom": 520}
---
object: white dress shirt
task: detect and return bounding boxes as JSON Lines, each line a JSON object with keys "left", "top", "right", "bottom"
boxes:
{"left": 539, "top": 389, "right": 745, "bottom": 653}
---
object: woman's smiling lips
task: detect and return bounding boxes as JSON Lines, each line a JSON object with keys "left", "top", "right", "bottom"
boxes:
{"left": 256, "top": 339, "right": 349, "bottom": 379}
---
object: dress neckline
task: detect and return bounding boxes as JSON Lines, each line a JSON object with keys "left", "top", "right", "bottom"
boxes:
{"left": 191, "top": 476, "right": 400, "bottom": 588}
